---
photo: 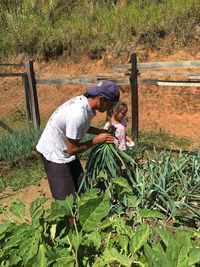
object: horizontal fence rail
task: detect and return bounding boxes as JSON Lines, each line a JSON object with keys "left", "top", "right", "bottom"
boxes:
{"left": 113, "top": 60, "right": 200, "bottom": 70}
{"left": 139, "top": 71, "right": 200, "bottom": 77}
{"left": 189, "top": 75, "right": 200, "bottom": 80}
{"left": 0, "top": 63, "right": 24, "bottom": 67}
{"left": 157, "top": 80, "right": 200, "bottom": 87}
{"left": 36, "top": 78, "right": 98, "bottom": 85}
{"left": 35, "top": 72, "right": 129, "bottom": 77}
{"left": 0, "top": 73, "right": 25, "bottom": 77}
{"left": 35, "top": 77, "right": 200, "bottom": 86}
{"left": 36, "top": 78, "right": 130, "bottom": 85}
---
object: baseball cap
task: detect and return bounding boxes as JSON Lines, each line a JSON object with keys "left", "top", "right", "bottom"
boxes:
{"left": 87, "top": 80, "right": 120, "bottom": 101}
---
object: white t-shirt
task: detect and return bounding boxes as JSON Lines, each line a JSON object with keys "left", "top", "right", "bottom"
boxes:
{"left": 36, "top": 95, "right": 95, "bottom": 163}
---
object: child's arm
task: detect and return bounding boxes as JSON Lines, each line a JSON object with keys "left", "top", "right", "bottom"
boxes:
{"left": 125, "top": 134, "right": 135, "bottom": 147}
{"left": 125, "top": 135, "right": 131, "bottom": 142}
{"left": 125, "top": 134, "right": 133, "bottom": 142}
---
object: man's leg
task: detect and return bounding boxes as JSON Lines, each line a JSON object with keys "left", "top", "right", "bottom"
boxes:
{"left": 68, "top": 157, "right": 84, "bottom": 192}
{"left": 41, "top": 155, "right": 77, "bottom": 200}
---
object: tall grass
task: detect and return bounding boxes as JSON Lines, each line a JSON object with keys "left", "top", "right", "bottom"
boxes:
{"left": 1, "top": 0, "right": 200, "bottom": 59}
{"left": 0, "top": 129, "right": 42, "bottom": 163}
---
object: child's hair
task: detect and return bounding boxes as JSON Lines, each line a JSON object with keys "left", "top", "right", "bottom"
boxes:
{"left": 106, "top": 100, "right": 128, "bottom": 121}
{"left": 113, "top": 100, "right": 128, "bottom": 113}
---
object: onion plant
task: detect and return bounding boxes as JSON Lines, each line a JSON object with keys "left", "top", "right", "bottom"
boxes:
{"left": 78, "top": 143, "right": 136, "bottom": 193}
{"left": 79, "top": 144, "right": 200, "bottom": 222}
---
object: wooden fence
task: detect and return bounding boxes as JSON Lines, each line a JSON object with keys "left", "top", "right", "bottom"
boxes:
{"left": 1, "top": 53, "right": 200, "bottom": 142}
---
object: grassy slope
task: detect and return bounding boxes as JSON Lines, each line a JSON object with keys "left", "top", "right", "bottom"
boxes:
{"left": 1, "top": 0, "right": 200, "bottom": 60}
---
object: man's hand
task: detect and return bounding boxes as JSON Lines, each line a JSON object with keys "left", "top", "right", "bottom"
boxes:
{"left": 93, "top": 133, "right": 115, "bottom": 145}
{"left": 67, "top": 133, "right": 114, "bottom": 156}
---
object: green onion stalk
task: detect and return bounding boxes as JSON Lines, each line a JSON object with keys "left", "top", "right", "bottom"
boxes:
{"left": 78, "top": 143, "right": 136, "bottom": 194}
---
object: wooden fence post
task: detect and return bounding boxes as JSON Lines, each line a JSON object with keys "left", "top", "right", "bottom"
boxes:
{"left": 25, "top": 61, "right": 40, "bottom": 129}
{"left": 22, "top": 74, "right": 32, "bottom": 129}
{"left": 129, "top": 53, "right": 139, "bottom": 142}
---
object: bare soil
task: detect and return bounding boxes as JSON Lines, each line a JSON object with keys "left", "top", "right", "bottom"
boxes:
{"left": 0, "top": 48, "right": 200, "bottom": 218}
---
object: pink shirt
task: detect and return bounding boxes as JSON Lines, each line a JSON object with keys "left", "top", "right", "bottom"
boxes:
{"left": 104, "top": 119, "right": 126, "bottom": 150}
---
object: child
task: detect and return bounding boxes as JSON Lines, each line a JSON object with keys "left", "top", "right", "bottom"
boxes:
{"left": 104, "top": 100, "right": 135, "bottom": 151}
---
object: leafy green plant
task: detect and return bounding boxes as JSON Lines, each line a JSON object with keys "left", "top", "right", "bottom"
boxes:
{"left": 0, "top": 188, "right": 200, "bottom": 266}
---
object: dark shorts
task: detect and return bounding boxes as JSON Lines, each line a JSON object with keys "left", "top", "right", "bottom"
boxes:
{"left": 41, "top": 155, "right": 84, "bottom": 200}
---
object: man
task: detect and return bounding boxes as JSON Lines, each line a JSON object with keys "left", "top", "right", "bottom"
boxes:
{"left": 36, "top": 80, "right": 120, "bottom": 200}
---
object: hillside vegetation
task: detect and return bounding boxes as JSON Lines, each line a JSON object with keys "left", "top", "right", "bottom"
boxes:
{"left": 1, "top": 0, "right": 200, "bottom": 61}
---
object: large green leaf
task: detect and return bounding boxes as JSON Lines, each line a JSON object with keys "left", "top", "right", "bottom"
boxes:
{"left": 71, "top": 232, "right": 83, "bottom": 252}
{"left": 79, "top": 191, "right": 110, "bottom": 232}
{"left": 126, "top": 195, "right": 140, "bottom": 208}
{"left": 3, "top": 224, "right": 32, "bottom": 250}
{"left": 118, "top": 235, "right": 129, "bottom": 252}
{"left": 166, "top": 231, "right": 190, "bottom": 267}
{"left": 31, "top": 244, "right": 47, "bottom": 267}
{"left": 129, "top": 224, "right": 150, "bottom": 254}
{"left": 78, "top": 188, "right": 101, "bottom": 207}
{"left": 94, "top": 247, "right": 131, "bottom": 267}
{"left": 112, "top": 176, "right": 132, "bottom": 193}
{"left": 0, "top": 221, "right": 12, "bottom": 238}
{"left": 143, "top": 244, "right": 157, "bottom": 267}
{"left": 140, "top": 209, "right": 165, "bottom": 220}
{"left": 45, "top": 247, "right": 74, "bottom": 266}
{"left": 9, "top": 199, "right": 26, "bottom": 221}
{"left": 189, "top": 248, "right": 200, "bottom": 265}
{"left": 144, "top": 243, "right": 175, "bottom": 267}
{"left": 45, "top": 195, "right": 74, "bottom": 221}
{"left": 155, "top": 227, "right": 174, "bottom": 247}
{"left": 155, "top": 228, "right": 191, "bottom": 267}
{"left": 29, "top": 198, "right": 47, "bottom": 216}
{"left": 18, "top": 229, "right": 41, "bottom": 265}
{"left": 83, "top": 231, "right": 102, "bottom": 250}
{"left": 31, "top": 208, "right": 45, "bottom": 226}
{"left": 7, "top": 249, "right": 22, "bottom": 266}
{"left": 54, "top": 256, "right": 75, "bottom": 266}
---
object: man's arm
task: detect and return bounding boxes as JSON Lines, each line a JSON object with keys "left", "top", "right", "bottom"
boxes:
{"left": 87, "top": 126, "right": 108, "bottom": 135}
{"left": 67, "top": 133, "right": 114, "bottom": 155}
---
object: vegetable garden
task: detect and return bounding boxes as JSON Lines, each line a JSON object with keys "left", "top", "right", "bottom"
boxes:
{"left": 0, "top": 141, "right": 200, "bottom": 266}
{"left": 1, "top": 0, "right": 200, "bottom": 265}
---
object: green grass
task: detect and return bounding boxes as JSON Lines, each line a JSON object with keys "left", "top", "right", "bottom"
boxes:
{"left": 0, "top": 160, "right": 44, "bottom": 192}
{"left": 1, "top": 0, "right": 200, "bottom": 59}
{"left": 138, "top": 129, "right": 191, "bottom": 150}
